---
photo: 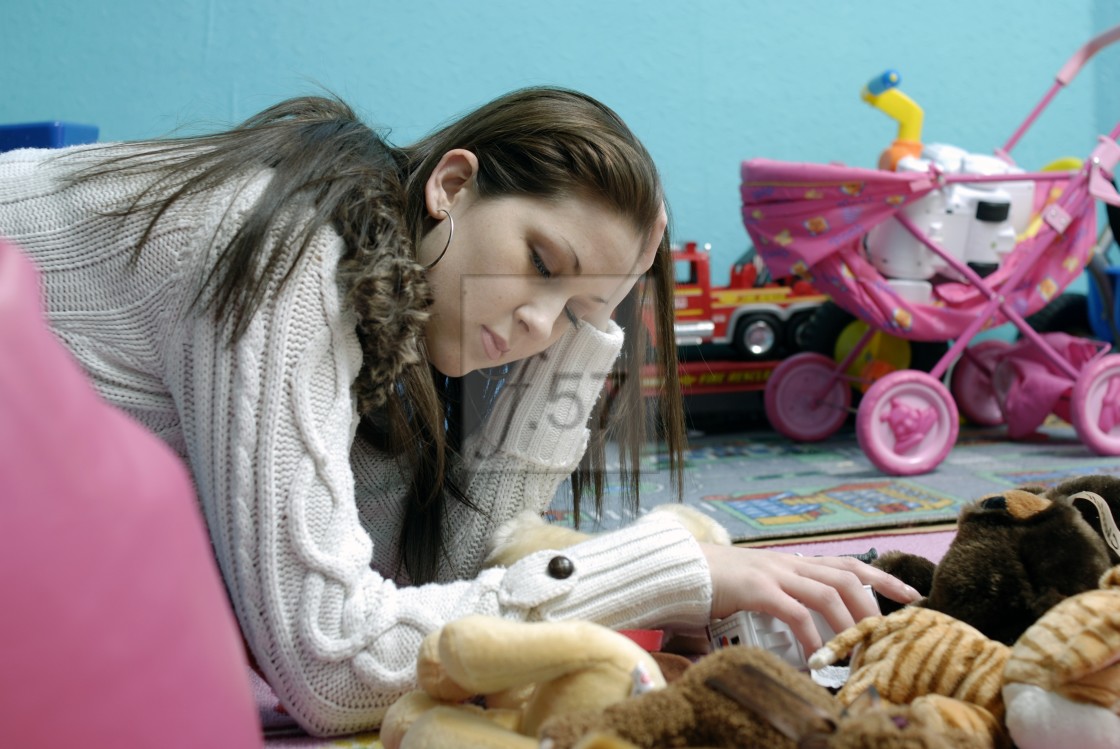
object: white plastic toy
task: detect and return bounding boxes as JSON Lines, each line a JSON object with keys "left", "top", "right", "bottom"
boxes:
{"left": 709, "top": 585, "right": 877, "bottom": 671}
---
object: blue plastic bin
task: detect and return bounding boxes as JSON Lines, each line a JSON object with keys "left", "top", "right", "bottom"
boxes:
{"left": 1087, "top": 266, "right": 1120, "bottom": 343}
{"left": 0, "top": 122, "right": 99, "bottom": 153}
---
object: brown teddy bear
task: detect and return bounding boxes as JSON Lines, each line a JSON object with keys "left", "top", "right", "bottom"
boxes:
{"left": 871, "top": 474, "right": 1120, "bottom": 645}
{"left": 538, "top": 642, "right": 993, "bottom": 749}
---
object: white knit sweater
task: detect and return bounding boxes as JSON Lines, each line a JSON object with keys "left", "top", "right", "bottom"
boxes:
{"left": 0, "top": 145, "right": 712, "bottom": 735}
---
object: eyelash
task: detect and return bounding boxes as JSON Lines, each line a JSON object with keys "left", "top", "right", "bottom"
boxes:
{"left": 531, "top": 250, "right": 580, "bottom": 326}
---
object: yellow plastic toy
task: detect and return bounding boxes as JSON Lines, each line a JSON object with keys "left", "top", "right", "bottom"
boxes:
{"left": 861, "top": 70, "right": 925, "bottom": 171}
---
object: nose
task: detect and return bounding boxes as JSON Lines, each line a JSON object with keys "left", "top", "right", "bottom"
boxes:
{"left": 516, "top": 293, "right": 568, "bottom": 342}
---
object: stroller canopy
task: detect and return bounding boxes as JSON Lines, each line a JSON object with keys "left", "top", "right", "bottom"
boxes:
{"left": 740, "top": 158, "right": 1097, "bottom": 342}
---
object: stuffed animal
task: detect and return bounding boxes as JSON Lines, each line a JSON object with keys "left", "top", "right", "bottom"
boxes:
{"left": 809, "top": 564, "right": 1120, "bottom": 749}
{"left": 384, "top": 613, "right": 989, "bottom": 749}
{"left": 1002, "top": 564, "right": 1120, "bottom": 749}
{"left": 809, "top": 606, "right": 1013, "bottom": 747}
{"left": 537, "top": 643, "right": 992, "bottom": 749}
{"left": 380, "top": 615, "right": 667, "bottom": 749}
{"left": 872, "top": 474, "right": 1120, "bottom": 645}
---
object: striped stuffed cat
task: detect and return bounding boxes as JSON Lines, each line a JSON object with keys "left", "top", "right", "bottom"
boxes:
{"left": 809, "top": 564, "right": 1120, "bottom": 749}
{"left": 1002, "top": 564, "right": 1120, "bottom": 749}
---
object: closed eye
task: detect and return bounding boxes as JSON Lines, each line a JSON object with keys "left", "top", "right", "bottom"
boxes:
{"left": 530, "top": 249, "right": 554, "bottom": 279}
{"left": 531, "top": 249, "right": 581, "bottom": 327}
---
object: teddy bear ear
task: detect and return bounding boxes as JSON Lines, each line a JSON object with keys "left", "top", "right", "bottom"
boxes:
{"left": 1046, "top": 474, "right": 1120, "bottom": 501}
{"left": 1014, "top": 482, "right": 1051, "bottom": 495}
{"left": 972, "top": 489, "right": 1051, "bottom": 520}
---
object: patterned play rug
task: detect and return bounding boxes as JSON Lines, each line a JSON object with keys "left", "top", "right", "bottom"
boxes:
{"left": 547, "top": 418, "right": 1120, "bottom": 543}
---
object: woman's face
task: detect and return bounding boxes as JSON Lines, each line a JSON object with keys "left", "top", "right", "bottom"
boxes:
{"left": 418, "top": 189, "right": 648, "bottom": 377}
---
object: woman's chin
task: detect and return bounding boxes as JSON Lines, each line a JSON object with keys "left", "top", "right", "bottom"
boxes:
{"left": 427, "top": 352, "right": 468, "bottom": 378}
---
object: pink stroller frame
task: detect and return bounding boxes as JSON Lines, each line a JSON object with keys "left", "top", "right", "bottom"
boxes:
{"left": 741, "top": 25, "right": 1120, "bottom": 475}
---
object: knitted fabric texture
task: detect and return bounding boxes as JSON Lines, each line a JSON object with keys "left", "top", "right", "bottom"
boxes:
{"left": 0, "top": 145, "right": 713, "bottom": 736}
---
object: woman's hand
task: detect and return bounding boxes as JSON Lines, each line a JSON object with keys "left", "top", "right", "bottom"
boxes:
{"left": 700, "top": 543, "right": 921, "bottom": 654}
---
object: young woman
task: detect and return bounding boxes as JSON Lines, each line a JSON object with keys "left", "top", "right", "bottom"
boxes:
{"left": 0, "top": 87, "right": 916, "bottom": 735}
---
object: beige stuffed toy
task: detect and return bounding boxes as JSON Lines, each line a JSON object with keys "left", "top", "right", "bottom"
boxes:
{"left": 382, "top": 505, "right": 729, "bottom": 749}
{"left": 380, "top": 615, "right": 667, "bottom": 749}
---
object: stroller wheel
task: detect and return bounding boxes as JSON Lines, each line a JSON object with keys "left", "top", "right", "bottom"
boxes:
{"left": 764, "top": 353, "right": 851, "bottom": 442}
{"left": 950, "top": 340, "right": 1012, "bottom": 427}
{"left": 1070, "top": 353, "right": 1120, "bottom": 456}
{"left": 857, "top": 371, "right": 959, "bottom": 475}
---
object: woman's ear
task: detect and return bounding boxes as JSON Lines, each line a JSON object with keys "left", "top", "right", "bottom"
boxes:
{"left": 424, "top": 149, "right": 479, "bottom": 219}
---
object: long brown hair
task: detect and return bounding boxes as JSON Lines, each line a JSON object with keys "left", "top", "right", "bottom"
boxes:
{"left": 69, "top": 88, "right": 686, "bottom": 584}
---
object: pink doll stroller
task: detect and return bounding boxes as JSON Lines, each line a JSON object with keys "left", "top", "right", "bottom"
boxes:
{"left": 742, "top": 24, "right": 1120, "bottom": 475}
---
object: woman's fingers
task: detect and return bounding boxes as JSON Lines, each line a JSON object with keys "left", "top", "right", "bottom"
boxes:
{"left": 748, "top": 587, "right": 823, "bottom": 653}
{"left": 809, "top": 554, "right": 922, "bottom": 605}
{"left": 700, "top": 545, "right": 922, "bottom": 653}
{"left": 779, "top": 571, "right": 858, "bottom": 641}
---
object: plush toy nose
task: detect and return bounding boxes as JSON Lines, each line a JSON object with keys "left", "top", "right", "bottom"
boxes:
{"left": 980, "top": 495, "right": 1007, "bottom": 510}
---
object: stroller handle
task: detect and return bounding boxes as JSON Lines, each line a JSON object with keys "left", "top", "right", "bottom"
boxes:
{"left": 1002, "top": 23, "right": 1120, "bottom": 156}
{"left": 1057, "top": 23, "right": 1120, "bottom": 85}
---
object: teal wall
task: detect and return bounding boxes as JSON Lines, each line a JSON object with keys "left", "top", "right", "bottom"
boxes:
{"left": 6, "top": 1, "right": 1119, "bottom": 284}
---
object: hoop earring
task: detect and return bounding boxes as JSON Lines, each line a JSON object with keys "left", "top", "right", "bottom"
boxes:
{"left": 424, "top": 209, "right": 454, "bottom": 270}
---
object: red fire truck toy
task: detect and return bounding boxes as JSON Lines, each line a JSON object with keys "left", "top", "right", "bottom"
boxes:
{"left": 671, "top": 241, "right": 828, "bottom": 358}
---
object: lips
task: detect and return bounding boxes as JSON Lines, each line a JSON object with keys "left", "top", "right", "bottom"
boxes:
{"left": 481, "top": 326, "right": 509, "bottom": 362}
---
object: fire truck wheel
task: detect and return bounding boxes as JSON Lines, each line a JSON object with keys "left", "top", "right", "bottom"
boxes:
{"left": 733, "top": 313, "right": 782, "bottom": 360}
{"left": 785, "top": 309, "right": 816, "bottom": 353}
{"left": 799, "top": 302, "right": 946, "bottom": 375}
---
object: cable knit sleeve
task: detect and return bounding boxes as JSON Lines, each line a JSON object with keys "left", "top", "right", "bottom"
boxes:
{"left": 449, "top": 323, "right": 712, "bottom": 624}
{"left": 435, "top": 322, "right": 626, "bottom": 575}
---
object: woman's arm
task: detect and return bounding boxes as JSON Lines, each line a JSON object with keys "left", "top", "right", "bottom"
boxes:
{"left": 443, "top": 321, "right": 626, "bottom": 574}
{"left": 168, "top": 186, "right": 712, "bottom": 736}
{"left": 442, "top": 319, "right": 715, "bottom": 624}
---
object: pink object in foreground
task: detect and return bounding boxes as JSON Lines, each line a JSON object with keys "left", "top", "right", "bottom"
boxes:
{"left": 0, "top": 240, "right": 262, "bottom": 748}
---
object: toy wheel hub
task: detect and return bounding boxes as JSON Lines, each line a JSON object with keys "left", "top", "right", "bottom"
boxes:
{"left": 741, "top": 319, "right": 777, "bottom": 356}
